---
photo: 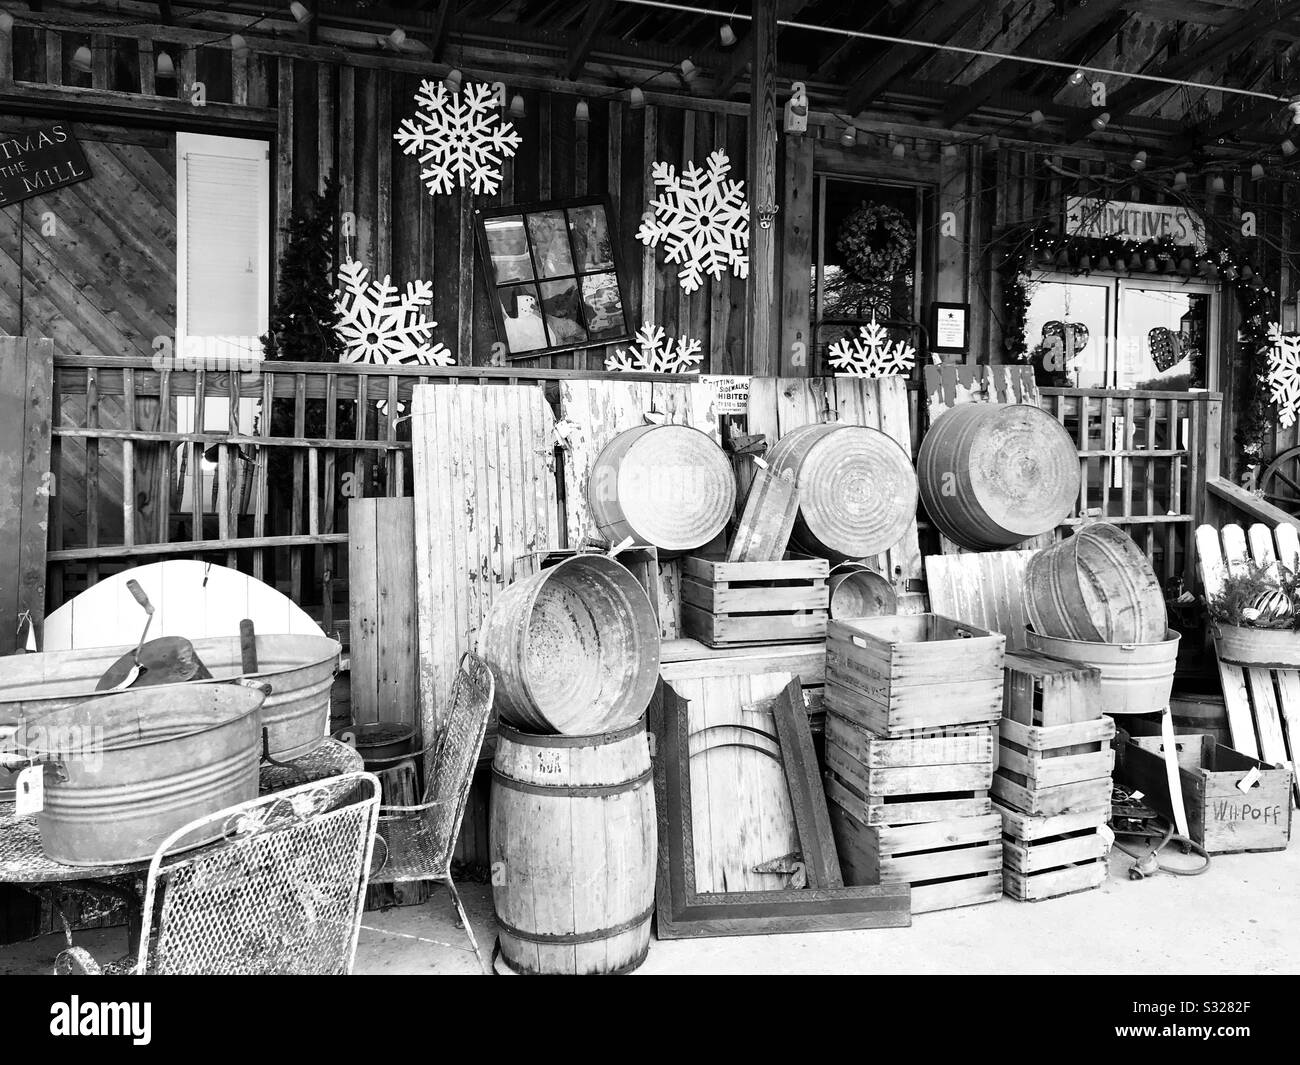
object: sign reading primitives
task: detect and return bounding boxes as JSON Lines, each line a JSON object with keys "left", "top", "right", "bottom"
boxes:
{"left": 1064, "top": 196, "right": 1206, "bottom": 252}
{"left": 0, "top": 124, "right": 92, "bottom": 208}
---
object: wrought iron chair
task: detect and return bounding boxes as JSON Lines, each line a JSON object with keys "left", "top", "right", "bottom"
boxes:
{"left": 56, "top": 771, "right": 381, "bottom": 975}
{"left": 367, "top": 651, "right": 494, "bottom": 974}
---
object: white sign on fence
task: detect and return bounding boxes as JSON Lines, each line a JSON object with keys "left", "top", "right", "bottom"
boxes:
{"left": 700, "top": 375, "right": 751, "bottom": 415}
{"left": 1065, "top": 196, "right": 1206, "bottom": 252}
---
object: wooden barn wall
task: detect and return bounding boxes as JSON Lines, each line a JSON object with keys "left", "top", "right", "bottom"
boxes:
{"left": 295, "top": 62, "right": 753, "bottom": 375}
{"left": 985, "top": 146, "right": 1298, "bottom": 477}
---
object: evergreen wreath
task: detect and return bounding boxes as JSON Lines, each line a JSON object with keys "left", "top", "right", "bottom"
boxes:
{"left": 836, "top": 201, "right": 914, "bottom": 285}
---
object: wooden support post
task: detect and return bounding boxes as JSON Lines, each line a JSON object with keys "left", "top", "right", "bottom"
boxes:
{"left": 744, "top": 0, "right": 778, "bottom": 377}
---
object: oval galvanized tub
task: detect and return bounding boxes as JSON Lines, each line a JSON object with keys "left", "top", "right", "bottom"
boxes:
{"left": 0, "top": 634, "right": 339, "bottom": 760}
{"left": 478, "top": 554, "right": 660, "bottom": 735}
{"left": 828, "top": 563, "right": 898, "bottom": 619}
{"left": 586, "top": 424, "right": 735, "bottom": 555}
{"left": 766, "top": 423, "right": 918, "bottom": 562}
{"left": 15, "top": 684, "right": 264, "bottom": 866}
{"left": 1024, "top": 627, "right": 1181, "bottom": 715}
{"left": 1025, "top": 523, "right": 1167, "bottom": 644}
{"left": 1212, "top": 622, "right": 1300, "bottom": 669}
{"left": 917, "top": 404, "right": 1079, "bottom": 551}
{"left": 491, "top": 720, "right": 656, "bottom": 975}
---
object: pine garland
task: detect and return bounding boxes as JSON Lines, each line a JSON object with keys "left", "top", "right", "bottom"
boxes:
{"left": 262, "top": 178, "right": 344, "bottom": 364}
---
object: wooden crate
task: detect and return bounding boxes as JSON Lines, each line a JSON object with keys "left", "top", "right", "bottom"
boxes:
{"left": 991, "top": 773, "right": 1111, "bottom": 817}
{"left": 829, "top": 803, "right": 1003, "bottom": 914}
{"left": 824, "top": 769, "right": 993, "bottom": 827}
{"left": 1003, "top": 650, "right": 1102, "bottom": 728}
{"left": 680, "top": 554, "right": 829, "bottom": 648}
{"left": 1117, "top": 732, "right": 1293, "bottom": 854}
{"left": 825, "top": 614, "right": 1004, "bottom": 736}
{"left": 996, "top": 803, "right": 1110, "bottom": 902}
{"left": 825, "top": 712, "right": 994, "bottom": 798}
{"left": 997, "top": 716, "right": 1116, "bottom": 791}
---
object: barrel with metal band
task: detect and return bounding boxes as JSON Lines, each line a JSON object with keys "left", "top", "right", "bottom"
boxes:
{"left": 489, "top": 720, "right": 656, "bottom": 975}
{"left": 917, "top": 402, "right": 1079, "bottom": 551}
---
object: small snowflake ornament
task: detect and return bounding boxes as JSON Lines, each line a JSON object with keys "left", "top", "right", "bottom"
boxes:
{"left": 637, "top": 148, "right": 749, "bottom": 293}
{"left": 1265, "top": 321, "right": 1300, "bottom": 428}
{"left": 334, "top": 258, "right": 454, "bottom": 367}
{"left": 394, "top": 79, "right": 521, "bottom": 196}
{"left": 605, "top": 324, "right": 703, "bottom": 373}
{"left": 827, "top": 317, "right": 916, "bottom": 378}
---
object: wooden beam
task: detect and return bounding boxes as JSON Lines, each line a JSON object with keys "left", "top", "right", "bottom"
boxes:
{"left": 745, "top": 0, "right": 778, "bottom": 377}
{"left": 1065, "top": 0, "right": 1300, "bottom": 141}
{"left": 713, "top": 0, "right": 808, "bottom": 98}
{"left": 940, "top": 0, "right": 1130, "bottom": 128}
{"left": 562, "top": 0, "right": 614, "bottom": 79}
{"left": 843, "top": 0, "right": 984, "bottom": 115}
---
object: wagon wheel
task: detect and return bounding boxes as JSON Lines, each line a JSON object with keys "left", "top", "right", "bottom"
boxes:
{"left": 1260, "top": 446, "right": 1300, "bottom": 513}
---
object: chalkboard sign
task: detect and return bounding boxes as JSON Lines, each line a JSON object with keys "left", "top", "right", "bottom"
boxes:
{"left": 0, "top": 123, "right": 92, "bottom": 209}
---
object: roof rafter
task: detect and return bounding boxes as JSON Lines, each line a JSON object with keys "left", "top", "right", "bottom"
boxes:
{"left": 562, "top": 0, "right": 615, "bottom": 78}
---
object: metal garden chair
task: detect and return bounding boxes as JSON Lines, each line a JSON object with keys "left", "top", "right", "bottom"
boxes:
{"left": 56, "top": 771, "right": 381, "bottom": 975}
{"left": 367, "top": 651, "right": 494, "bottom": 974}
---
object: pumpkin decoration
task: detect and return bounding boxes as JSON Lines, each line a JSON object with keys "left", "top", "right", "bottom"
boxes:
{"left": 1245, "top": 586, "right": 1293, "bottom": 625}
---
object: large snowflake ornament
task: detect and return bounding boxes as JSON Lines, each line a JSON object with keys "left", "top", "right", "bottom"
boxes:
{"left": 1266, "top": 321, "right": 1300, "bottom": 428}
{"left": 827, "top": 317, "right": 916, "bottom": 378}
{"left": 334, "top": 258, "right": 454, "bottom": 367}
{"left": 394, "top": 79, "right": 522, "bottom": 196}
{"left": 605, "top": 324, "right": 703, "bottom": 373}
{"left": 637, "top": 149, "right": 749, "bottom": 294}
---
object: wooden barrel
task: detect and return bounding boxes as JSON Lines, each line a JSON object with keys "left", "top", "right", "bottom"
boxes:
{"left": 828, "top": 563, "right": 898, "bottom": 619}
{"left": 767, "top": 424, "right": 917, "bottom": 562}
{"left": 917, "top": 404, "right": 1079, "bottom": 551}
{"left": 478, "top": 554, "right": 660, "bottom": 735}
{"left": 1025, "top": 523, "right": 1166, "bottom": 644}
{"left": 1170, "top": 693, "right": 1231, "bottom": 747}
{"left": 587, "top": 424, "right": 735, "bottom": 555}
{"left": 490, "top": 721, "right": 656, "bottom": 975}
{"left": 1024, "top": 627, "right": 1180, "bottom": 715}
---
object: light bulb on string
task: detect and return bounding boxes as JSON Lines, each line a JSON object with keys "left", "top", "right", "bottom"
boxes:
{"left": 289, "top": 1, "right": 312, "bottom": 24}
{"left": 1131, "top": 150, "right": 1147, "bottom": 171}
{"left": 1091, "top": 111, "right": 1110, "bottom": 131}
{"left": 0, "top": 11, "right": 16, "bottom": 33}
{"left": 382, "top": 28, "right": 406, "bottom": 51}
{"left": 629, "top": 86, "right": 645, "bottom": 109}
{"left": 1210, "top": 173, "right": 1226, "bottom": 193}
{"left": 892, "top": 141, "right": 906, "bottom": 160}
{"left": 509, "top": 94, "right": 525, "bottom": 118}
{"left": 719, "top": 23, "right": 737, "bottom": 47}
{"left": 230, "top": 34, "right": 251, "bottom": 59}
{"left": 1252, "top": 162, "right": 1266, "bottom": 180}
{"left": 574, "top": 99, "right": 590, "bottom": 123}
{"left": 444, "top": 68, "right": 463, "bottom": 93}
{"left": 155, "top": 51, "right": 175, "bottom": 79}
{"left": 1172, "top": 171, "right": 1188, "bottom": 190}
{"left": 1029, "top": 109, "right": 1044, "bottom": 126}
{"left": 840, "top": 126, "right": 857, "bottom": 147}
{"left": 986, "top": 133, "right": 1000, "bottom": 151}
{"left": 1068, "top": 69, "right": 1086, "bottom": 85}
{"left": 1284, "top": 138, "right": 1298, "bottom": 156}
{"left": 71, "top": 45, "right": 92, "bottom": 74}
{"left": 679, "top": 58, "right": 697, "bottom": 83}
{"left": 943, "top": 143, "right": 958, "bottom": 158}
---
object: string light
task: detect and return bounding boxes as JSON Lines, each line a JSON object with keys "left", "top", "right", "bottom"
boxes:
{"left": 1210, "top": 173, "right": 1226, "bottom": 193}
{"left": 156, "top": 51, "right": 175, "bottom": 79}
{"left": 1090, "top": 111, "right": 1110, "bottom": 131}
{"left": 986, "top": 133, "right": 1000, "bottom": 151}
{"left": 891, "top": 141, "right": 906, "bottom": 159}
{"left": 1283, "top": 138, "right": 1297, "bottom": 156}
{"left": 289, "top": 1, "right": 312, "bottom": 24}
{"left": 575, "top": 99, "right": 590, "bottom": 123}
{"left": 444, "top": 67, "right": 462, "bottom": 92}
{"left": 629, "top": 86, "right": 645, "bottom": 108}
{"left": 71, "top": 45, "right": 92, "bottom": 74}
{"left": 840, "top": 126, "right": 856, "bottom": 147}
{"left": 0, "top": 11, "right": 13, "bottom": 33}
{"left": 942, "top": 143, "right": 958, "bottom": 158}
{"left": 679, "top": 58, "right": 697, "bottom": 82}
{"left": 719, "top": 23, "right": 736, "bottom": 47}
{"left": 509, "top": 94, "right": 526, "bottom": 118}
{"left": 1173, "top": 170, "right": 1188, "bottom": 190}
{"left": 230, "top": 34, "right": 251, "bottom": 58}
{"left": 1029, "top": 109, "right": 1044, "bottom": 126}
{"left": 1252, "top": 162, "right": 1266, "bottom": 180}
{"left": 1130, "top": 150, "right": 1147, "bottom": 171}
{"left": 1068, "top": 69, "right": 1086, "bottom": 85}
{"left": 381, "top": 27, "right": 406, "bottom": 51}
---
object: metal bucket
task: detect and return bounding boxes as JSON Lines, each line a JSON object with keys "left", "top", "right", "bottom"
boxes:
{"left": 828, "top": 563, "right": 898, "bottom": 619}
{"left": 1024, "top": 627, "right": 1180, "bottom": 715}
{"left": 0, "top": 634, "right": 339, "bottom": 760}
{"left": 917, "top": 404, "right": 1079, "bottom": 551}
{"left": 586, "top": 424, "right": 735, "bottom": 555}
{"left": 1025, "top": 523, "right": 1167, "bottom": 644}
{"left": 767, "top": 423, "right": 917, "bottom": 562}
{"left": 15, "top": 683, "right": 265, "bottom": 866}
{"left": 479, "top": 554, "right": 660, "bottom": 735}
{"left": 1212, "top": 622, "right": 1300, "bottom": 669}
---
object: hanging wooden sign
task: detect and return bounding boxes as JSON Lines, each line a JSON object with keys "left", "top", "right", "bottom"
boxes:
{"left": 1064, "top": 196, "right": 1206, "bottom": 252}
{"left": 0, "top": 124, "right": 92, "bottom": 208}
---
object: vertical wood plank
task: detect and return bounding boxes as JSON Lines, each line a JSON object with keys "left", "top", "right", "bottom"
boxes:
{"left": 275, "top": 57, "right": 294, "bottom": 288}
{"left": 779, "top": 133, "right": 813, "bottom": 377}
{"left": 745, "top": 0, "right": 779, "bottom": 376}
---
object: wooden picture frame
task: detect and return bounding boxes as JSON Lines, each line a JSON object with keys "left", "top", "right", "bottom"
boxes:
{"left": 650, "top": 677, "right": 911, "bottom": 939}
{"left": 474, "top": 195, "right": 633, "bottom": 361}
{"left": 931, "top": 301, "right": 970, "bottom": 355}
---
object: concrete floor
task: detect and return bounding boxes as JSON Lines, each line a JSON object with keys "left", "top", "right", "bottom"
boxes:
{"left": 3, "top": 839, "right": 1296, "bottom": 975}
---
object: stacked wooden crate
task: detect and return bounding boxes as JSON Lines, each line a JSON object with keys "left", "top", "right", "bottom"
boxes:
{"left": 824, "top": 614, "right": 1006, "bottom": 913}
{"left": 993, "top": 651, "right": 1116, "bottom": 902}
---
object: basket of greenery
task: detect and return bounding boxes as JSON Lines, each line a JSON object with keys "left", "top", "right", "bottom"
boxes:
{"left": 1205, "top": 559, "right": 1300, "bottom": 667}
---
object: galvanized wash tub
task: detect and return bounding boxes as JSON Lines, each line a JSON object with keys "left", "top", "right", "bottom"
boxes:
{"left": 15, "top": 684, "right": 265, "bottom": 866}
{"left": 1024, "top": 627, "right": 1181, "bottom": 715}
{"left": 1212, "top": 622, "right": 1300, "bottom": 669}
{"left": 828, "top": 563, "right": 897, "bottom": 619}
{"left": 0, "top": 634, "right": 339, "bottom": 760}
{"left": 479, "top": 554, "right": 660, "bottom": 735}
{"left": 1025, "top": 523, "right": 1167, "bottom": 644}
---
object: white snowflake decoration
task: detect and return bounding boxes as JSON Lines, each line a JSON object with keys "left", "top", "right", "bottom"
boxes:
{"left": 605, "top": 324, "right": 703, "bottom": 373}
{"left": 1265, "top": 321, "right": 1300, "bottom": 428}
{"left": 394, "top": 79, "right": 522, "bottom": 196}
{"left": 827, "top": 318, "right": 916, "bottom": 378}
{"left": 637, "top": 148, "right": 749, "bottom": 294}
{"left": 334, "top": 258, "right": 454, "bottom": 367}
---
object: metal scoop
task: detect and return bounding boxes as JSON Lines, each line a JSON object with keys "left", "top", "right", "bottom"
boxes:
{"left": 96, "top": 580, "right": 154, "bottom": 691}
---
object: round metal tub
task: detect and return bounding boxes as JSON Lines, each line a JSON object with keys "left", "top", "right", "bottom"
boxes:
{"left": 1024, "top": 627, "right": 1181, "bottom": 715}
{"left": 15, "top": 684, "right": 265, "bottom": 866}
{"left": 1025, "top": 523, "right": 1167, "bottom": 644}
{"left": 479, "top": 554, "right": 660, "bottom": 735}
{"left": 828, "top": 563, "right": 898, "bottom": 619}
{"left": 0, "top": 634, "right": 339, "bottom": 760}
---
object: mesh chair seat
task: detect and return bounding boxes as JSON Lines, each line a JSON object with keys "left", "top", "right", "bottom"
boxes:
{"left": 373, "top": 813, "right": 450, "bottom": 883}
